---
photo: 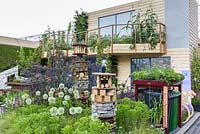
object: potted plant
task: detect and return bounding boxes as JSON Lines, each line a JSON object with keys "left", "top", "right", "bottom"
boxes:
{"left": 192, "top": 92, "right": 200, "bottom": 112}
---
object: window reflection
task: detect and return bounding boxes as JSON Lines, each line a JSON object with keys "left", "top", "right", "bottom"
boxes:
{"left": 131, "top": 57, "right": 171, "bottom": 73}
{"left": 98, "top": 11, "right": 134, "bottom": 39}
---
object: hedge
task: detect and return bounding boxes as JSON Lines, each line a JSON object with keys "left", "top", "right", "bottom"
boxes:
{"left": 0, "top": 44, "right": 33, "bottom": 72}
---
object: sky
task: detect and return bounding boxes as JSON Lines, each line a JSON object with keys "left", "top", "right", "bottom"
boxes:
{"left": 0, "top": 0, "right": 137, "bottom": 38}
{"left": 0, "top": 0, "right": 200, "bottom": 38}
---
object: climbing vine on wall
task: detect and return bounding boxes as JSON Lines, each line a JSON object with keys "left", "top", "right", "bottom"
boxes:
{"left": 191, "top": 48, "right": 200, "bottom": 91}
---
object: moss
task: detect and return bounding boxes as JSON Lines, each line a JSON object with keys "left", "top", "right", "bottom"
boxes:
{"left": 0, "top": 44, "right": 33, "bottom": 72}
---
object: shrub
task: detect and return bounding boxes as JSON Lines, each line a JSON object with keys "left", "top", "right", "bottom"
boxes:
{"left": 116, "top": 98, "right": 150, "bottom": 132}
{"left": 62, "top": 116, "right": 111, "bottom": 134}
{"left": 0, "top": 44, "right": 33, "bottom": 72}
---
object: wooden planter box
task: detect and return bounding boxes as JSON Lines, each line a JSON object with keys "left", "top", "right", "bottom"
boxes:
{"left": 112, "top": 43, "right": 164, "bottom": 54}
{"left": 6, "top": 82, "right": 32, "bottom": 92}
{"left": 133, "top": 80, "right": 182, "bottom": 134}
{"left": 41, "top": 50, "right": 68, "bottom": 58}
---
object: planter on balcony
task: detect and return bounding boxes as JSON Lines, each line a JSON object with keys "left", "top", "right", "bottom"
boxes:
{"left": 112, "top": 43, "right": 164, "bottom": 54}
{"left": 41, "top": 50, "right": 68, "bottom": 58}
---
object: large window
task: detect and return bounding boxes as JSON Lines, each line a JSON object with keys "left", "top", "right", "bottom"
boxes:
{"left": 98, "top": 11, "right": 134, "bottom": 37}
{"left": 131, "top": 57, "right": 171, "bottom": 72}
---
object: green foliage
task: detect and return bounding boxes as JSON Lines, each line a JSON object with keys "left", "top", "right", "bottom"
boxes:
{"left": 191, "top": 48, "right": 200, "bottom": 91}
{"left": 192, "top": 97, "right": 200, "bottom": 105}
{"left": 120, "top": 8, "right": 161, "bottom": 49}
{"left": 150, "top": 98, "right": 163, "bottom": 125}
{"left": 73, "top": 10, "right": 88, "bottom": 42}
{"left": 11, "top": 112, "right": 65, "bottom": 134}
{"left": 17, "top": 47, "right": 41, "bottom": 73}
{"left": 132, "top": 67, "right": 185, "bottom": 83}
{"left": 116, "top": 98, "right": 150, "bottom": 132}
{"left": 0, "top": 44, "right": 33, "bottom": 72}
{"left": 62, "top": 116, "right": 111, "bottom": 134}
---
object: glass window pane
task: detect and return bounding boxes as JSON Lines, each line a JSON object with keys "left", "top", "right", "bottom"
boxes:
{"left": 131, "top": 58, "right": 151, "bottom": 72}
{"left": 116, "top": 11, "right": 135, "bottom": 44}
{"left": 151, "top": 57, "right": 171, "bottom": 68}
{"left": 99, "top": 15, "right": 115, "bottom": 36}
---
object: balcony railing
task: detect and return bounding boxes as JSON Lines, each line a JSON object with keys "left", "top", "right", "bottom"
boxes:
{"left": 73, "top": 23, "right": 166, "bottom": 55}
{"left": 39, "top": 23, "right": 166, "bottom": 57}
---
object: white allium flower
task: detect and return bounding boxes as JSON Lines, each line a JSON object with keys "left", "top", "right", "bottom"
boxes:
{"left": 91, "top": 94, "right": 95, "bottom": 102}
{"left": 58, "top": 91, "right": 64, "bottom": 98}
{"left": 64, "top": 87, "right": 68, "bottom": 92}
{"left": 62, "top": 101, "right": 68, "bottom": 106}
{"left": 22, "top": 93, "right": 29, "bottom": 100}
{"left": 64, "top": 95, "right": 70, "bottom": 101}
{"left": 50, "top": 107, "right": 58, "bottom": 116}
{"left": 57, "top": 107, "right": 65, "bottom": 115}
{"left": 35, "top": 91, "right": 41, "bottom": 96}
{"left": 117, "top": 90, "right": 121, "bottom": 95}
{"left": 75, "top": 107, "right": 82, "bottom": 114}
{"left": 91, "top": 113, "right": 99, "bottom": 121}
{"left": 59, "top": 83, "right": 65, "bottom": 89}
{"left": 43, "top": 94, "right": 48, "bottom": 100}
{"left": 48, "top": 91, "right": 54, "bottom": 97}
{"left": 73, "top": 89, "right": 79, "bottom": 95}
{"left": 25, "top": 98, "right": 32, "bottom": 105}
{"left": 50, "top": 88, "right": 55, "bottom": 92}
{"left": 48, "top": 97, "right": 56, "bottom": 104}
{"left": 74, "top": 94, "right": 80, "bottom": 99}
{"left": 123, "top": 88, "right": 128, "bottom": 93}
{"left": 68, "top": 88, "right": 73, "bottom": 94}
{"left": 69, "top": 107, "right": 76, "bottom": 115}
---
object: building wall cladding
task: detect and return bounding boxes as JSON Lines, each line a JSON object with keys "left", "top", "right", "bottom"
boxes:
{"left": 88, "top": 0, "right": 198, "bottom": 87}
{"left": 189, "top": 0, "right": 198, "bottom": 62}
{"left": 88, "top": 0, "right": 165, "bottom": 30}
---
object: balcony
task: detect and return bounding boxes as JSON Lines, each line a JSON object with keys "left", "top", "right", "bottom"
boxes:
{"left": 73, "top": 23, "right": 166, "bottom": 55}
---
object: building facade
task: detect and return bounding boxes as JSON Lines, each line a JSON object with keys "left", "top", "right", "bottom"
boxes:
{"left": 87, "top": 0, "right": 198, "bottom": 90}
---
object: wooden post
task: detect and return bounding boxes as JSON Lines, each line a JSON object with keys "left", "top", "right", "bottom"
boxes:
{"left": 111, "top": 25, "right": 114, "bottom": 54}
{"left": 74, "top": 33, "right": 77, "bottom": 44}
{"left": 159, "top": 24, "right": 162, "bottom": 53}
{"left": 134, "top": 85, "right": 138, "bottom": 101}
{"left": 85, "top": 32, "right": 88, "bottom": 45}
{"left": 163, "top": 86, "right": 168, "bottom": 134}
{"left": 134, "top": 24, "right": 137, "bottom": 52}
{"left": 98, "top": 28, "right": 101, "bottom": 46}
{"left": 178, "top": 85, "right": 182, "bottom": 127}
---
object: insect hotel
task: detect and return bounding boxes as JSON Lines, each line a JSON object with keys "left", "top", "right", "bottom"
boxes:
{"left": 72, "top": 43, "right": 89, "bottom": 99}
{"left": 92, "top": 72, "right": 116, "bottom": 130}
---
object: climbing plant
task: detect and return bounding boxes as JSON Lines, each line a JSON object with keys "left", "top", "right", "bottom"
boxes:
{"left": 121, "top": 8, "right": 160, "bottom": 49}
{"left": 73, "top": 10, "right": 88, "bottom": 43}
{"left": 191, "top": 48, "right": 200, "bottom": 91}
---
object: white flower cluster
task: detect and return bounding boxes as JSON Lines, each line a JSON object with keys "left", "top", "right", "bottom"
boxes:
{"left": 35, "top": 91, "right": 41, "bottom": 96}
{"left": 69, "top": 106, "right": 82, "bottom": 115}
{"left": 73, "top": 89, "right": 80, "bottom": 99}
{"left": 48, "top": 97, "right": 56, "bottom": 104}
{"left": 50, "top": 107, "right": 65, "bottom": 116}
{"left": 91, "top": 113, "right": 99, "bottom": 121}
{"left": 21, "top": 93, "right": 32, "bottom": 105}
